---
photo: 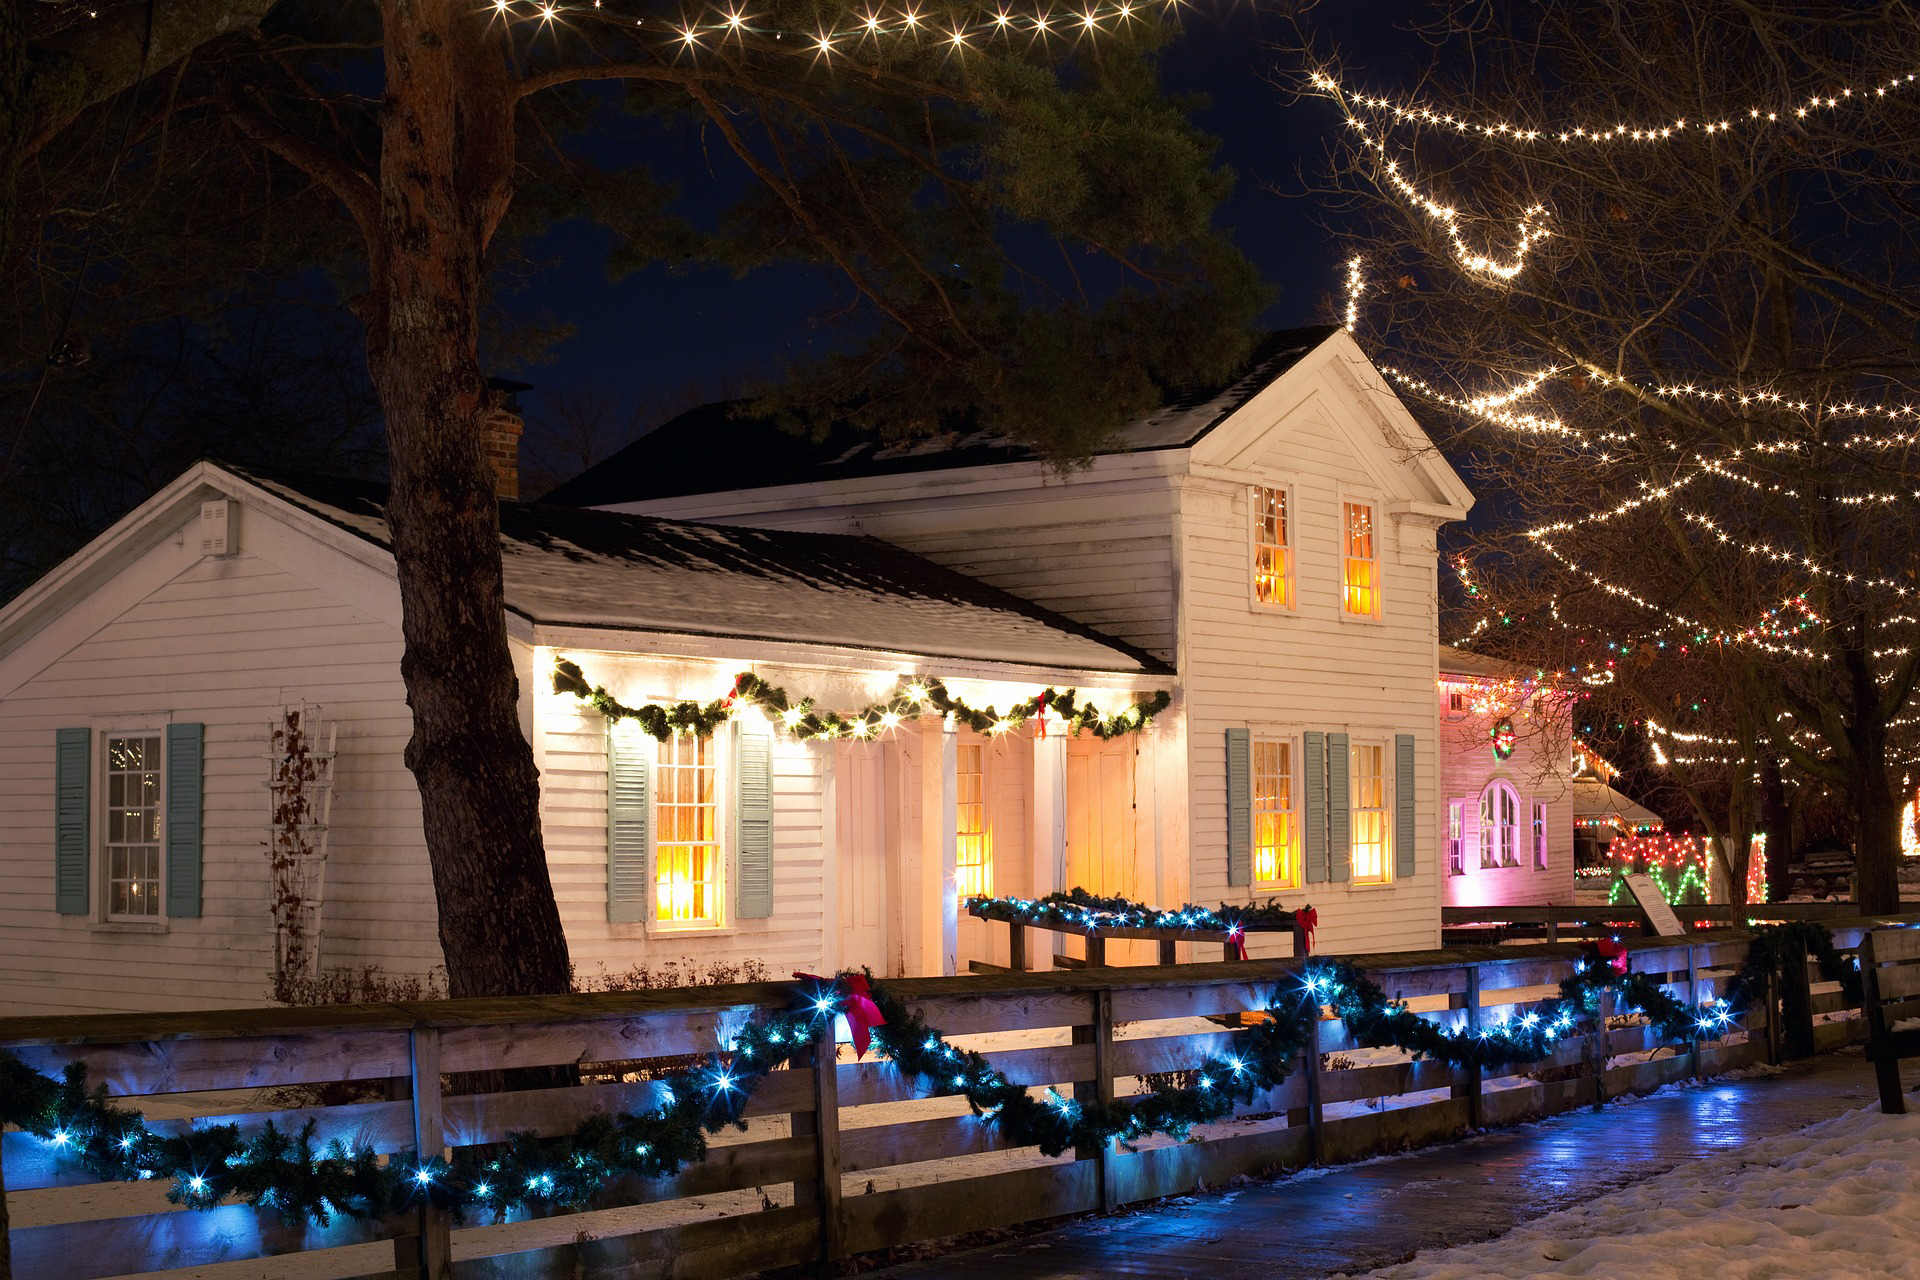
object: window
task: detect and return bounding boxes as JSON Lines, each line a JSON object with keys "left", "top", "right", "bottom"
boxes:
{"left": 1447, "top": 799, "right": 1465, "bottom": 876}
{"left": 1446, "top": 691, "right": 1472, "bottom": 718}
{"left": 1479, "top": 781, "right": 1520, "bottom": 868}
{"left": 1532, "top": 801, "right": 1549, "bottom": 869}
{"left": 1252, "top": 486, "right": 1294, "bottom": 609}
{"left": 955, "top": 743, "right": 992, "bottom": 898}
{"left": 1341, "top": 501, "right": 1380, "bottom": 617}
{"left": 655, "top": 732, "right": 720, "bottom": 924}
{"left": 1253, "top": 737, "right": 1299, "bottom": 889}
{"left": 104, "top": 733, "right": 164, "bottom": 920}
{"left": 1350, "top": 741, "right": 1390, "bottom": 884}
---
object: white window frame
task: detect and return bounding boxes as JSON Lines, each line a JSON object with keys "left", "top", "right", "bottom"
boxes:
{"left": 1444, "top": 689, "right": 1472, "bottom": 721}
{"left": 101, "top": 727, "right": 167, "bottom": 923}
{"left": 650, "top": 728, "right": 729, "bottom": 932}
{"left": 1532, "top": 800, "right": 1549, "bottom": 870}
{"left": 1251, "top": 733, "right": 1301, "bottom": 890}
{"left": 1479, "top": 780, "right": 1521, "bottom": 869}
{"left": 1248, "top": 483, "right": 1298, "bottom": 613}
{"left": 1447, "top": 798, "right": 1466, "bottom": 876}
{"left": 955, "top": 740, "right": 992, "bottom": 899}
{"left": 1338, "top": 494, "right": 1384, "bottom": 622}
{"left": 1349, "top": 738, "right": 1392, "bottom": 885}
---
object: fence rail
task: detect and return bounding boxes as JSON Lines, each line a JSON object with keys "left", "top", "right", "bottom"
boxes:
{"left": 1441, "top": 901, "right": 1920, "bottom": 944}
{"left": 6, "top": 915, "right": 1915, "bottom": 1280}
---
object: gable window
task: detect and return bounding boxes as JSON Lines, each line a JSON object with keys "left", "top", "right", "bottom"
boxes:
{"left": 656, "top": 731, "right": 720, "bottom": 924}
{"left": 1252, "top": 737, "right": 1299, "bottom": 889}
{"left": 1532, "top": 801, "right": 1549, "bottom": 869}
{"left": 955, "top": 743, "right": 992, "bottom": 898}
{"left": 1252, "top": 486, "right": 1295, "bottom": 609}
{"left": 105, "top": 733, "right": 164, "bottom": 920}
{"left": 1447, "top": 799, "right": 1466, "bottom": 876}
{"left": 1350, "top": 741, "right": 1390, "bottom": 884}
{"left": 1479, "top": 781, "right": 1520, "bottom": 868}
{"left": 1342, "top": 501, "right": 1380, "bottom": 617}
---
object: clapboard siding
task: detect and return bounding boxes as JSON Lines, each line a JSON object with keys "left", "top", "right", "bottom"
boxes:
{"left": 1435, "top": 687, "right": 1577, "bottom": 909}
{"left": 0, "top": 518, "right": 435, "bottom": 1016}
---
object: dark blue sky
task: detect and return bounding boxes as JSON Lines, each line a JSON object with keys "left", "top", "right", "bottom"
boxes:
{"left": 501, "top": 3, "right": 1431, "bottom": 429}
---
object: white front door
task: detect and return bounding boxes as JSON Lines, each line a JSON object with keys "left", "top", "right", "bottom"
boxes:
{"left": 835, "top": 743, "right": 894, "bottom": 976}
{"left": 1064, "top": 736, "right": 1146, "bottom": 963}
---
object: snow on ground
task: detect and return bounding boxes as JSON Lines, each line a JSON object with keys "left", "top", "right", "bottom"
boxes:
{"left": 1345, "top": 1093, "right": 1920, "bottom": 1280}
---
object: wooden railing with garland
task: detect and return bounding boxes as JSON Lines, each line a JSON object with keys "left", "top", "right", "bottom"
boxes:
{"left": 3, "top": 915, "right": 1915, "bottom": 1280}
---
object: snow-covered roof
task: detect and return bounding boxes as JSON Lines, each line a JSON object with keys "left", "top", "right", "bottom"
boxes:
{"left": 242, "top": 469, "right": 1167, "bottom": 675}
{"left": 1438, "top": 647, "right": 1537, "bottom": 682}
{"left": 1572, "top": 776, "right": 1664, "bottom": 829}
{"left": 543, "top": 327, "right": 1339, "bottom": 506}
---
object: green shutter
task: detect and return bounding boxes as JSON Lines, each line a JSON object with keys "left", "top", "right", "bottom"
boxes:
{"left": 1303, "top": 731, "right": 1327, "bottom": 884}
{"left": 1225, "top": 728, "right": 1251, "bottom": 887}
{"left": 1328, "top": 731, "right": 1351, "bottom": 883}
{"left": 607, "top": 727, "right": 651, "bottom": 923}
{"left": 55, "top": 728, "right": 90, "bottom": 915}
{"left": 1395, "top": 733, "right": 1417, "bottom": 880}
{"left": 165, "top": 723, "right": 204, "bottom": 919}
{"left": 735, "top": 727, "right": 774, "bottom": 919}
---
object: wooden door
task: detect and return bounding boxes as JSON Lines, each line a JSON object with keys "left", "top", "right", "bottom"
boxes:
{"left": 835, "top": 744, "right": 894, "bottom": 976}
{"left": 1064, "top": 737, "right": 1144, "bottom": 963}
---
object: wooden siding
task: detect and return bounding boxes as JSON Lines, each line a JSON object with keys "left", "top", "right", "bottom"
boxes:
{"left": 0, "top": 505, "right": 436, "bottom": 1016}
{"left": 1435, "top": 693, "right": 1577, "bottom": 909}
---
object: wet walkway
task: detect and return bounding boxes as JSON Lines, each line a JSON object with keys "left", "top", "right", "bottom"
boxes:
{"left": 864, "top": 1048, "right": 1920, "bottom": 1279}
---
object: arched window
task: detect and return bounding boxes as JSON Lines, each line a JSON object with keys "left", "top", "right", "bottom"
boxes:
{"left": 1479, "top": 781, "right": 1521, "bottom": 868}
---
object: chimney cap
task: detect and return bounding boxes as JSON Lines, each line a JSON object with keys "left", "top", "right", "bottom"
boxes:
{"left": 486, "top": 376, "right": 535, "bottom": 412}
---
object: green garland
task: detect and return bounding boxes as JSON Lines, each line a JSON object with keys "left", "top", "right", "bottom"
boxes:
{"left": 2, "top": 940, "right": 1755, "bottom": 1228}
{"left": 964, "top": 888, "right": 1299, "bottom": 935}
{"left": 553, "top": 658, "right": 1172, "bottom": 743}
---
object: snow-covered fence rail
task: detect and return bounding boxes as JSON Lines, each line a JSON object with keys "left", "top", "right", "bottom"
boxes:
{"left": 3, "top": 916, "right": 1915, "bottom": 1280}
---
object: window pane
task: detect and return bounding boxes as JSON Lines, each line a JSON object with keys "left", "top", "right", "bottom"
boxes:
{"left": 105, "top": 734, "right": 164, "bottom": 919}
{"left": 1253, "top": 487, "right": 1295, "bottom": 607}
{"left": 655, "top": 732, "right": 720, "bottom": 924}
{"left": 955, "top": 743, "right": 992, "bottom": 897}
{"left": 1253, "top": 736, "right": 1297, "bottom": 889}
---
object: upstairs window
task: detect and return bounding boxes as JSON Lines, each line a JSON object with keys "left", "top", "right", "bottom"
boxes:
{"left": 1350, "top": 741, "right": 1391, "bottom": 884}
{"left": 656, "top": 732, "right": 720, "bottom": 924}
{"left": 1252, "top": 486, "right": 1295, "bottom": 608}
{"left": 1252, "top": 737, "right": 1299, "bottom": 889}
{"left": 955, "top": 743, "right": 992, "bottom": 897}
{"left": 1447, "top": 799, "right": 1466, "bottom": 876}
{"left": 1342, "top": 501, "right": 1380, "bottom": 617}
{"left": 1479, "top": 780, "right": 1520, "bottom": 868}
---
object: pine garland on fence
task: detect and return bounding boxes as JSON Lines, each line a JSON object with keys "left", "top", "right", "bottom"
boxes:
{"left": 964, "top": 888, "right": 1299, "bottom": 934}
{"left": 553, "top": 658, "right": 1172, "bottom": 743}
{"left": 1, "top": 934, "right": 1765, "bottom": 1228}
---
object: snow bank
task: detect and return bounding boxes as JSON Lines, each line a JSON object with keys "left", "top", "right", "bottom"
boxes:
{"left": 1347, "top": 1096, "right": 1920, "bottom": 1279}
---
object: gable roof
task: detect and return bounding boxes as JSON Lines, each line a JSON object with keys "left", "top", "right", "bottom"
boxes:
{"left": 238, "top": 468, "right": 1167, "bottom": 675}
{"left": 543, "top": 326, "right": 1340, "bottom": 506}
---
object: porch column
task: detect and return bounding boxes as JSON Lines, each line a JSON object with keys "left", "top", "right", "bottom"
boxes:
{"left": 937, "top": 722, "right": 959, "bottom": 976}
{"left": 902, "top": 718, "right": 958, "bottom": 977}
{"left": 1032, "top": 727, "right": 1067, "bottom": 969}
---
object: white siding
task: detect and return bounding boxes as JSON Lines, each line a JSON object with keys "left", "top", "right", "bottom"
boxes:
{"left": 0, "top": 509, "right": 435, "bottom": 1016}
{"left": 1436, "top": 689, "right": 1576, "bottom": 909}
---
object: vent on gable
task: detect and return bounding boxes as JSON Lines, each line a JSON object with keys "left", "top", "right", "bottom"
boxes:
{"left": 199, "top": 499, "right": 234, "bottom": 556}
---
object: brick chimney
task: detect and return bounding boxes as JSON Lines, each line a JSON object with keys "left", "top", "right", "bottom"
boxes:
{"left": 482, "top": 378, "right": 532, "bottom": 501}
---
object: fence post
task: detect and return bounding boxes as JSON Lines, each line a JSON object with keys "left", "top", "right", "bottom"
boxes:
{"left": 1072, "top": 988, "right": 1115, "bottom": 1211}
{"left": 790, "top": 1023, "right": 845, "bottom": 1263}
{"left": 1303, "top": 1008, "right": 1325, "bottom": 1163}
{"left": 1589, "top": 988, "right": 1614, "bottom": 1111}
{"left": 1451, "top": 966, "right": 1484, "bottom": 1129}
{"left": 1686, "top": 944, "right": 1701, "bottom": 1081}
{"left": 395, "top": 1027, "right": 451, "bottom": 1280}
{"left": 1, "top": 1119, "right": 11, "bottom": 1280}
{"left": 1763, "top": 967, "right": 1781, "bottom": 1065}
{"left": 1781, "top": 948, "right": 1815, "bottom": 1060}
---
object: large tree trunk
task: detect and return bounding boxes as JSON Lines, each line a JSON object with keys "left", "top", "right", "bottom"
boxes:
{"left": 365, "top": 0, "right": 571, "bottom": 999}
{"left": 1758, "top": 755, "right": 1793, "bottom": 904}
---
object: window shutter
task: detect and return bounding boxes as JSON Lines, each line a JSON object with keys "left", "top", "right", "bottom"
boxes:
{"left": 1327, "top": 731, "right": 1351, "bottom": 883}
{"left": 1394, "top": 733, "right": 1417, "bottom": 880}
{"left": 165, "top": 723, "right": 205, "bottom": 919}
{"left": 735, "top": 727, "right": 775, "bottom": 919}
{"left": 1303, "top": 731, "right": 1327, "bottom": 883}
{"left": 607, "top": 727, "right": 651, "bottom": 923}
{"left": 1225, "top": 728, "right": 1251, "bottom": 887}
{"left": 55, "top": 728, "right": 90, "bottom": 915}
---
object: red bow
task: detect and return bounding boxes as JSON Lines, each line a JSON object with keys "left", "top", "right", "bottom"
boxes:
{"left": 1036, "top": 691, "right": 1051, "bottom": 738}
{"left": 792, "top": 971, "right": 887, "bottom": 1059}
{"left": 1296, "top": 906, "right": 1318, "bottom": 956}
{"left": 1225, "top": 922, "right": 1248, "bottom": 961}
{"left": 1593, "top": 939, "right": 1629, "bottom": 975}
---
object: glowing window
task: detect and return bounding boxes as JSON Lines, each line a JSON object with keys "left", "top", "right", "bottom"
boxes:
{"left": 1447, "top": 799, "right": 1466, "bottom": 876}
{"left": 1350, "top": 742, "right": 1390, "bottom": 884}
{"left": 1252, "top": 486, "right": 1294, "bottom": 608}
{"left": 1253, "top": 737, "right": 1298, "bottom": 889}
{"left": 655, "top": 732, "right": 719, "bottom": 924}
{"left": 105, "top": 734, "right": 164, "bottom": 920}
{"left": 955, "top": 743, "right": 992, "bottom": 898}
{"left": 1342, "top": 501, "right": 1379, "bottom": 617}
{"left": 1479, "top": 781, "right": 1520, "bottom": 869}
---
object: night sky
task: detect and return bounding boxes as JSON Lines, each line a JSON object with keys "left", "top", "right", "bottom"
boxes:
{"left": 500, "top": 3, "right": 1430, "bottom": 432}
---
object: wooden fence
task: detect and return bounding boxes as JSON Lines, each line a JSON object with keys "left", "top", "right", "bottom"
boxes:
{"left": 1441, "top": 901, "right": 1920, "bottom": 944}
{"left": 5, "top": 913, "right": 1916, "bottom": 1280}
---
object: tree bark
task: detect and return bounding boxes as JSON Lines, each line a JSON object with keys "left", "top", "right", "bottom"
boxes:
{"left": 1759, "top": 755, "right": 1793, "bottom": 905}
{"left": 364, "top": 0, "right": 570, "bottom": 999}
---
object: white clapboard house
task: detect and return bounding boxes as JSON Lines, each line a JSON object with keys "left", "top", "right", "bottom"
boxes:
{"left": 0, "top": 326, "right": 1473, "bottom": 1016}
{"left": 1435, "top": 648, "right": 1576, "bottom": 909}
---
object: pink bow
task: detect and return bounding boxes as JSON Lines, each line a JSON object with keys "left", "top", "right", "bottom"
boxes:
{"left": 1296, "top": 907, "right": 1319, "bottom": 956}
{"left": 792, "top": 971, "right": 887, "bottom": 1059}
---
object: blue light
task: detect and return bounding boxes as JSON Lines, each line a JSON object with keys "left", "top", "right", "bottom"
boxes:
{"left": 50, "top": 1129, "right": 70, "bottom": 1148}
{"left": 414, "top": 1168, "right": 435, "bottom": 1186}
{"left": 474, "top": 1182, "right": 493, "bottom": 1199}
{"left": 118, "top": 1135, "right": 135, "bottom": 1151}
{"left": 187, "top": 1175, "right": 208, "bottom": 1194}
{"left": 1199, "top": 1077, "right": 1212, "bottom": 1090}
{"left": 952, "top": 1075, "right": 966, "bottom": 1088}
{"left": 1227, "top": 1056, "right": 1246, "bottom": 1074}
{"left": 636, "top": 1142, "right": 651, "bottom": 1155}
{"left": 814, "top": 996, "right": 836, "bottom": 1014}
{"left": 709, "top": 1069, "right": 737, "bottom": 1094}
{"left": 924, "top": 1037, "right": 939, "bottom": 1051}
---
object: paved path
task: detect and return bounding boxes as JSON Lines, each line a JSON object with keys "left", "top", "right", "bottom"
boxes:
{"left": 865, "top": 1048, "right": 1920, "bottom": 1279}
